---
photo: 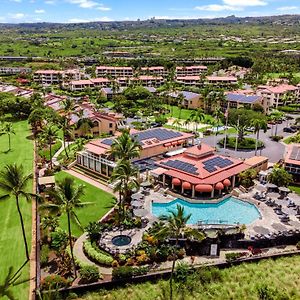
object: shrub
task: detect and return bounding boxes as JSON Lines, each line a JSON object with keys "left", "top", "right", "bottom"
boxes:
{"left": 296, "top": 241, "right": 300, "bottom": 250}
{"left": 177, "top": 248, "right": 186, "bottom": 259}
{"left": 112, "top": 266, "right": 149, "bottom": 280}
{"left": 79, "top": 265, "right": 100, "bottom": 284}
{"left": 40, "top": 245, "right": 50, "bottom": 268}
{"left": 112, "top": 260, "right": 120, "bottom": 268}
{"left": 219, "top": 137, "right": 264, "bottom": 150}
{"left": 225, "top": 252, "right": 243, "bottom": 262}
{"left": 83, "top": 240, "right": 113, "bottom": 266}
{"left": 174, "top": 262, "right": 190, "bottom": 283}
{"left": 50, "top": 228, "right": 68, "bottom": 250}
{"left": 270, "top": 135, "right": 283, "bottom": 142}
{"left": 40, "top": 275, "right": 70, "bottom": 290}
{"left": 197, "top": 267, "right": 222, "bottom": 284}
{"left": 85, "top": 221, "right": 104, "bottom": 242}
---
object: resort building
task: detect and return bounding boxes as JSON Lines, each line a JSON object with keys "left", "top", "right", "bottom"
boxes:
{"left": 101, "top": 86, "right": 157, "bottom": 100}
{"left": 140, "top": 66, "right": 167, "bottom": 77}
{"left": 256, "top": 84, "right": 300, "bottom": 108}
{"left": 243, "top": 156, "right": 269, "bottom": 173}
{"left": 69, "top": 78, "right": 110, "bottom": 91}
{"left": 76, "top": 128, "right": 195, "bottom": 178}
{"left": 176, "top": 76, "right": 202, "bottom": 86}
{"left": 168, "top": 91, "right": 202, "bottom": 109}
{"left": 34, "top": 69, "right": 83, "bottom": 85}
{"left": 96, "top": 66, "right": 134, "bottom": 78}
{"left": 206, "top": 76, "right": 238, "bottom": 86}
{"left": 0, "top": 66, "right": 31, "bottom": 75}
{"left": 176, "top": 66, "right": 208, "bottom": 76}
{"left": 152, "top": 143, "right": 256, "bottom": 198}
{"left": 222, "top": 92, "right": 267, "bottom": 112}
{"left": 284, "top": 144, "right": 300, "bottom": 182}
{"left": 131, "top": 75, "right": 164, "bottom": 87}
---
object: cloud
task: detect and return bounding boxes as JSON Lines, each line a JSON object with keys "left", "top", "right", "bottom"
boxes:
{"left": 223, "top": 0, "right": 267, "bottom": 7}
{"left": 66, "top": 0, "right": 111, "bottom": 10}
{"left": 67, "top": 16, "right": 112, "bottom": 23}
{"left": 35, "top": 9, "right": 45, "bottom": 14}
{"left": 9, "top": 13, "right": 25, "bottom": 19}
{"left": 9, "top": 0, "right": 22, "bottom": 2}
{"left": 45, "top": 0, "right": 55, "bottom": 4}
{"left": 277, "top": 6, "right": 298, "bottom": 11}
{"left": 195, "top": 5, "right": 242, "bottom": 12}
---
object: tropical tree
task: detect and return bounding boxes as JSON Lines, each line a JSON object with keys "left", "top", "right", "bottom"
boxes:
{"left": 213, "top": 106, "right": 224, "bottom": 135}
{"left": 172, "top": 119, "right": 182, "bottom": 131}
{"left": 268, "top": 165, "right": 293, "bottom": 187}
{"left": 0, "top": 122, "right": 15, "bottom": 151}
{"left": 58, "top": 116, "right": 72, "bottom": 159}
{"left": 39, "top": 125, "right": 59, "bottom": 169}
{"left": 251, "top": 118, "right": 268, "bottom": 156}
{"left": 154, "top": 205, "right": 205, "bottom": 300}
{"left": 42, "top": 177, "right": 90, "bottom": 278}
{"left": 176, "top": 93, "right": 185, "bottom": 119}
{"left": 28, "top": 108, "right": 46, "bottom": 135}
{"left": 108, "top": 130, "right": 141, "bottom": 161}
{"left": 238, "top": 169, "right": 257, "bottom": 188}
{"left": 109, "top": 160, "right": 139, "bottom": 223}
{"left": 270, "top": 110, "right": 284, "bottom": 137}
{"left": 0, "top": 164, "right": 34, "bottom": 261}
{"left": 188, "top": 109, "right": 205, "bottom": 133}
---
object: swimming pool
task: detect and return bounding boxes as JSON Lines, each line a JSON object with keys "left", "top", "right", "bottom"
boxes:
{"left": 152, "top": 197, "right": 261, "bottom": 225}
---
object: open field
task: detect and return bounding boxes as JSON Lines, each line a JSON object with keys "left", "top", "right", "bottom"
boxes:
{"left": 55, "top": 171, "right": 116, "bottom": 237}
{"left": 0, "top": 120, "right": 33, "bottom": 299}
{"left": 79, "top": 255, "right": 300, "bottom": 300}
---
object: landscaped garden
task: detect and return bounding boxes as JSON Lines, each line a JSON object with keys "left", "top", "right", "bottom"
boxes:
{"left": 0, "top": 120, "right": 33, "bottom": 299}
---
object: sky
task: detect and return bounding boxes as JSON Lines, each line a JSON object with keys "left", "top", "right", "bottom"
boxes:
{"left": 1, "top": 0, "right": 300, "bottom": 23}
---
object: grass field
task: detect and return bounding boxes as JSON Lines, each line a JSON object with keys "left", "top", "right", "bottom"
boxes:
{"left": 79, "top": 255, "right": 300, "bottom": 300}
{"left": 0, "top": 120, "right": 33, "bottom": 299}
{"left": 55, "top": 172, "right": 116, "bottom": 237}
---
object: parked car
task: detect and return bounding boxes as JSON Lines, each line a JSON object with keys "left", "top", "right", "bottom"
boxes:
{"left": 283, "top": 127, "right": 297, "bottom": 133}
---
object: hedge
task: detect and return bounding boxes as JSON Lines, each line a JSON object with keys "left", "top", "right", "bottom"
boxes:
{"left": 112, "top": 266, "right": 149, "bottom": 280}
{"left": 83, "top": 240, "right": 114, "bottom": 266}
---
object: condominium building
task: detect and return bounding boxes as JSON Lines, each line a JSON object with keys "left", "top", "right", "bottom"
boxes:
{"left": 96, "top": 66, "right": 133, "bottom": 78}
{"left": 140, "top": 66, "right": 167, "bottom": 77}
{"left": 176, "top": 66, "right": 208, "bottom": 76}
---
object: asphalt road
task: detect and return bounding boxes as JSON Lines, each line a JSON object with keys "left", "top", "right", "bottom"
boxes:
{"left": 202, "top": 121, "right": 293, "bottom": 163}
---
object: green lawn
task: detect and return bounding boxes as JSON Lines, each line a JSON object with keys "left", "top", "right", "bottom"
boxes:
{"left": 289, "top": 185, "right": 300, "bottom": 195}
{"left": 55, "top": 172, "right": 116, "bottom": 237}
{"left": 79, "top": 255, "right": 300, "bottom": 300}
{"left": 166, "top": 106, "right": 215, "bottom": 122}
{"left": 0, "top": 120, "right": 33, "bottom": 299}
{"left": 38, "top": 140, "right": 62, "bottom": 160}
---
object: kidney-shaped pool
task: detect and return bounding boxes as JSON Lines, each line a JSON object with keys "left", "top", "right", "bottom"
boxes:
{"left": 152, "top": 197, "right": 261, "bottom": 225}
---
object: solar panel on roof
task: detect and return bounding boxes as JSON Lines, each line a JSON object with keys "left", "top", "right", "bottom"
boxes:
{"left": 162, "top": 159, "right": 199, "bottom": 175}
{"left": 203, "top": 156, "right": 234, "bottom": 173}
{"left": 102, "top": 139, "right": 114, "bottom": 146}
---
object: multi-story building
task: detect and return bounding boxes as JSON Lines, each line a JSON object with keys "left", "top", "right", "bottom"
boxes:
{"left": 96, "top": 66, "right": 134, "bottom": 78}
{"left": 284, "top": 144, "right": 300, "bottom": 182}
{"left": 256, "top": 84, "right": 300, "bottom": 109}
{"left": 175, "top": 76, "right": 202, "bottom": 86}
{"left": 168, "top": 91, "right": 202, "bottom": 109}
{"left": 0, "top": 67, "right": 31, "bottom": 75}
{"left": 69, "top": 78, "right": 109, "bottom": 91}
{"left": 131, "top": 75, "right": 164, "bottom": 87}
{"left": 176, "top": 66, "right": 208, "bottom": 76}
{"left": 206, "top": 76, "right": 238, "bottom": 86}
{"left": 34, "top": 69, "right": 83, "bottom": 85}
{"left": 140, "top": 66, "right": 167, "bottom": 77}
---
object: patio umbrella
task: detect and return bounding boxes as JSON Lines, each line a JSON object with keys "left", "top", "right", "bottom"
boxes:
{"left": 131, "top": 193, "right": 144, "bottom": 200}
{"left": 133, "top": 208, "right": 149, "bottom": 217}
{"left": 140, "top": 181, "right": 152, "bottom": 188}
{"left": 266, "top": 183, "right": 277, "bottom": 189}
{"left": 278, "top": 187, "right": 290, "bottom": 193}
{"left": 131, "top": 200, "right": 143, "bottom": 208}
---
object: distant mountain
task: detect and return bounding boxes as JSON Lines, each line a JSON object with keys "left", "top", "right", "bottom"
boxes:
{"left": 0, "top": 14, "right": 300, "bottom": 32}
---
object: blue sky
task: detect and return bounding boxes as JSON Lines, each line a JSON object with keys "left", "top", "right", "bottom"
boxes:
{"left": 1, "top": 0, "right": 300, "bottom": 23}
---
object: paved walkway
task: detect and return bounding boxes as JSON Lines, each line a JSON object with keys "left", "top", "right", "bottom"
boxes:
{"left": 65, "top": 169, "right": 117, "bottom": 196}
{"left": 52, "top": 140, "right": 74, "bottom": 166}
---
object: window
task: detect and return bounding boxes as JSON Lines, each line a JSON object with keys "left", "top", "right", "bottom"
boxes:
{"left": 109, "top": 123, "right": 113, "bottom": 128}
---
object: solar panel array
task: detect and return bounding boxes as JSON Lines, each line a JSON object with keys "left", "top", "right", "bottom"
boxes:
{"left": 290, "top": 146, "right": 300, "bottom": 161}
{"left": 226, "top": 93, "right": 260, "bottom": 104}
{"left": 203, "top": 156, "right": 234, "bottom": 173}
{"left": 162, "top": 159, "right": 199, "bottom": 175}
{"left": 132, "top": 128, "right": 183, "bottom": 144}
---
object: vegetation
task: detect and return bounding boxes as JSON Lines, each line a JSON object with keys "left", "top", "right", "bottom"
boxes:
{"left": 83, "top": 240, "right": 114, "bottom": 266}
{"left": 219, "top": 136, "right": 263, "bottom": 150}
{"left": 239, "top": 169, "right": 258, "bottom": 189}
{"left": 79, "top": 255, "right": 300, "bottom": 300}
{"left": 268, "top": 166, "right": 293, "bottom": 187}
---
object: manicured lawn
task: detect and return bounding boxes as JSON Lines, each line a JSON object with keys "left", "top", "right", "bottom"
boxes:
{"left": 289, "top": 185, "right": 300, "bottom": 195}
{"left": 55, "top": 172, "right": 116, "bottom": 237}
{"left": 38, "top": 140, "right": 62, "bottom": 160}
{"left": 166, "top": 106, "right": 215, "bottom": 122}
{"left": 79, "top": 255, "right": 300, "bottom": 300}
{"left": 0, "top": 120, "right": 33, "bottom": 299}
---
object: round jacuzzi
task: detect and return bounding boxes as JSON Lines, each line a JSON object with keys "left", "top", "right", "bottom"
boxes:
{"left": 111, "top": 235, "right": 132, "bottom": 247}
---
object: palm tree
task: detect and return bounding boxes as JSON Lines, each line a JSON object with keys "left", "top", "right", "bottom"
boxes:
{"left": 0, "top": 164, "right": 34, "bottom": 261}
{"left": 270, "top": 111, "right": 284, "bottom": 136}
{"left": 213, "top": 105, "right": 223, "bottom": 136}
{"left": 42, "top": 177, "right": 90, "bottom": 278}
{"left": 177, "top": 93, "right": 185, "bottom": 119}
{"left": 0, "top": 122, "right": 16, "bottom": 151}
{"left": 188, "top": 108, "right": 205, "bottom": 134}
{"left": 108, "top": 130, "right": 141, "bottom": 161}
{"left": 58, "top": 117, "right": 72, "bottom": 159}
{"left": 154, "top": 205, "right": 205, "bottom": 300}
{"left": 251, "top": 118, "right": 268, "bottom": 156}
{"left": 0, "top": 267, "right": 29, "bottom": 300}
{"left": 109, "top": 160, "right": 139, "bottom": 223}
{"left": 172, "top": 119, "right": 182, "bottom": 131}
{"left": 40, "top": 125, "right": 59, "bottom": 169}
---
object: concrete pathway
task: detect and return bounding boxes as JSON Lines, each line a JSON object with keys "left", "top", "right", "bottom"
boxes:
{"left": 52, "top": 140, "right": 74, "bottom": 166}
{"left": 65, "top": 169, "right": 117, "bottom": 196}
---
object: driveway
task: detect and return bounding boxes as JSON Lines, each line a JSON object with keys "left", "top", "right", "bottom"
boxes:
{"left": 202, "top": 121, "right": 293, "bottom": 163}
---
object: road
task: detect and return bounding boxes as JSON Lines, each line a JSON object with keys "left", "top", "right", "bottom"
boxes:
{"left": 202, "top": 121, "right": 293, "bottom": 163}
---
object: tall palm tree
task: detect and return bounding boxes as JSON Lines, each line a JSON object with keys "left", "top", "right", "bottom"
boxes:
{"left": 213, "top": 105, "right": 223, "bottom": 136}
{"left": 154, "top": 205, "right": 205, "bottom": 300}
{"left": 40, "top": 125, "right": 59, "bottom": 169}
{"left": 188, "top": 108, "right": 205, "bottom": 134}
{"left": 0, "top": 122, "right": 16, "bottom": 151}
{"left": 270, "top": 110, "right": 284, "bottom": 136}
{"left": 108, "top": 130, "right": 141, "bottom": 161}
{"left": 42, "top": 177, "right": 90, "bottom": 278}
{"left": 172, "top": 119, "right": 182, "bottom": 131}
{"left": 0, "top": 164, "right": 34, "bottom": 261}
{"left": 58, "top": 117, "right": 72, "bottom": 159}
{"left": 177, "top": 93, "right": 185, "bottom": 119}
{"left": 251, "top": 118, "right": 268, "bottom": 156}
{"left": 109, "top": 160, "right": 139, "bottom": 223}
